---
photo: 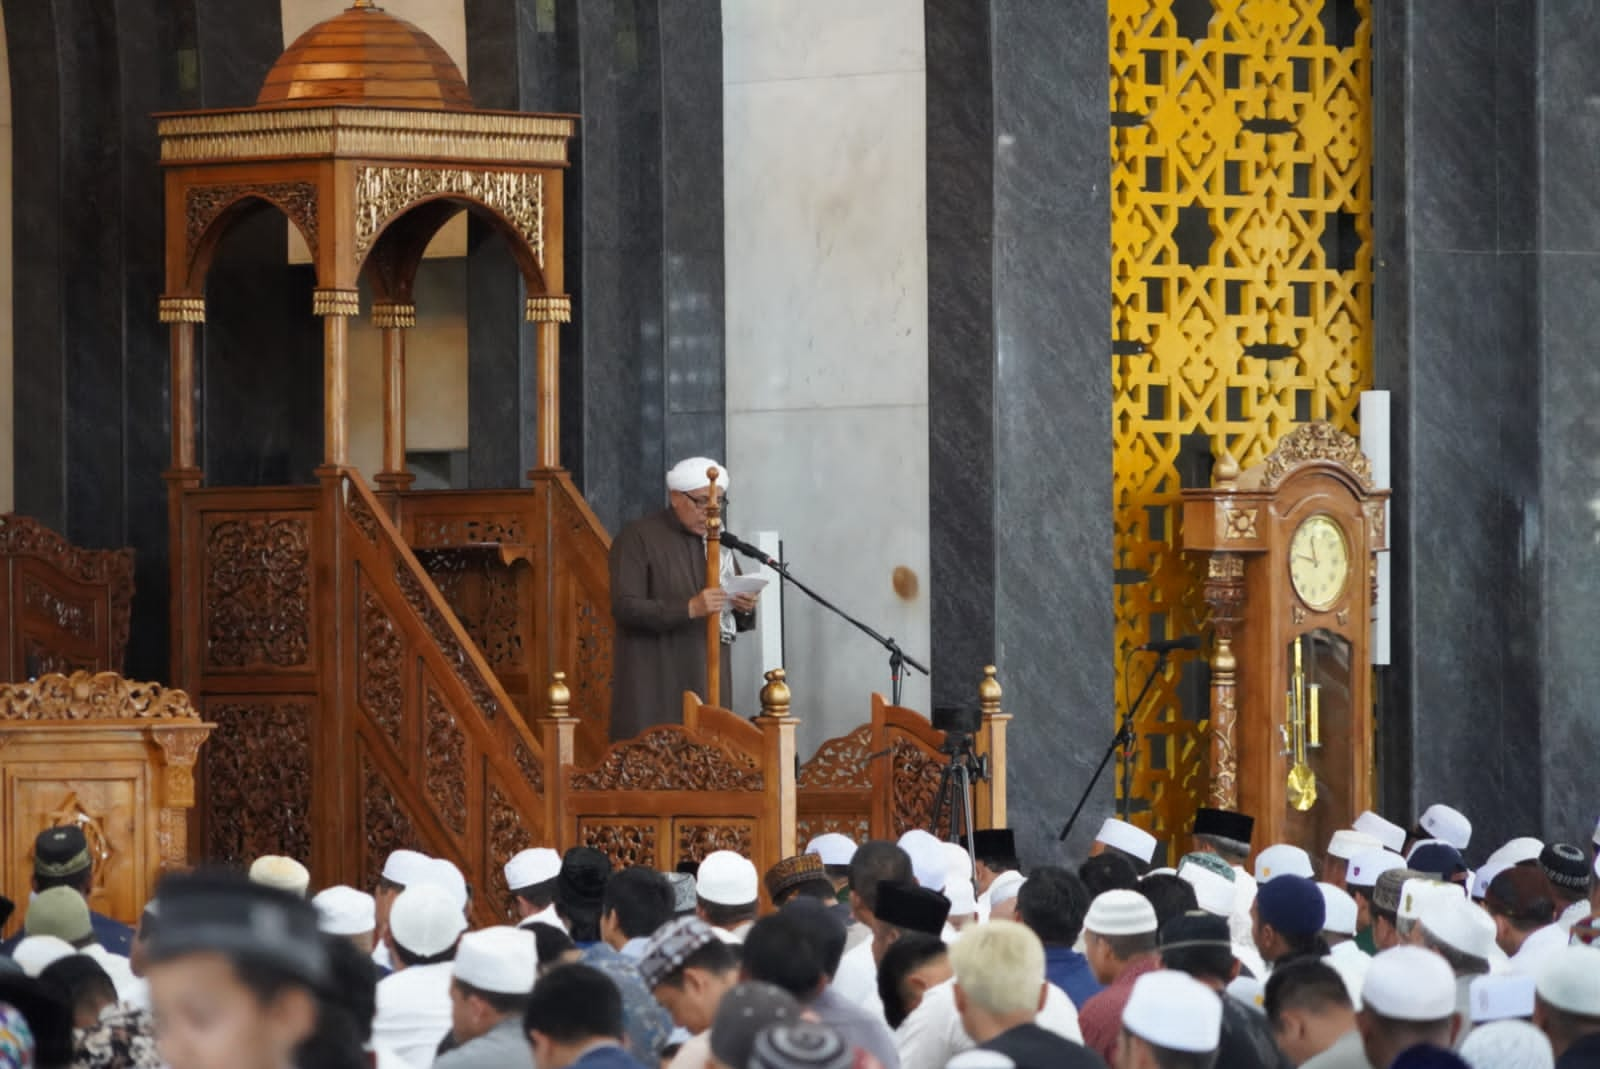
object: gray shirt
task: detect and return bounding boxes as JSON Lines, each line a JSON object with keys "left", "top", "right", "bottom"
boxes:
{"left": 432, "top": 1018, "right": 535, "bottom": 1069}
{"left": 1302, "top": 1029, "right": 1375, "bottom": 1069}
{"left": 811, "top": 984, "right": 900, "bottom": 1069}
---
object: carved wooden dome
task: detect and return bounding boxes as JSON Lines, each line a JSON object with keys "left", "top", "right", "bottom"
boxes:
{"left": 257, "top": 1, "right": 471, "bottom": 110}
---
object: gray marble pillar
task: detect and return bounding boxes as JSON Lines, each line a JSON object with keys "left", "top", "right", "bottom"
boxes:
{"left": 927, "top": 0, "right": 1113, "bottom": 867}
{"left": 1373, "top": 0, "right": 1546, "bottom": 853}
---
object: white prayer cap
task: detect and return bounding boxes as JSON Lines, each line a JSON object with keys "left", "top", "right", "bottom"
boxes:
{"left": 453, "top": 926, "right": 538, "bottom": 994}
{"left": 1328, "top": 829, "right": 1383, "bottom": 861}
{"left": 1181, "top": 865, "right": 1237, "bottom": 918}
{"left": 389, "top": 883, "right": 468, "bottom": 957}
{"left": 415, "top": 858, "right": 469, "bottom": 913}
{"left": 249, "top": 855, "right": 311, "bottom": 897}
{"left": 1084, "top": 889, "right": 1157, "bottom": 937}
{"left": 1317, "top": 882, "right": 1358, "bottom": 935}
{"left": 944, "top": 874, "right": 978, "bottom": 917}
{"left": 940, "top": 840, "right": 972, "bottom": 876}
{"left": 697, "top": 850, "right": 759, "bottom": 905}
{"left": 1255, "top": 844, "right": 1314, "bottom": 882}
{"left": 1419, "top": 894, "right": 1495, "bottom": 962}
{"left": 1347, "top": 849, "right": 1407, "bottom": 889}
{"left": 1469, "top": 974, "right": 1536, "bottom": 1023}
{"left": 805, "top": 833, "right": 858, "bottom": 867}
{"left": 11, "top": 935, "right": 75, "bottom": 977}
{"left": 666, "top": 457, "right": 728, "bottom": 493}
{"left": 1419, "top": 804, "right": 1472, "bottom": 851}
{"left": 1123, "top": 970, "right": 1223, "bottom": 1053}
{"left": 381, "top": 848, "right": 433, "bottom": 886}
{"left": 1095, "top": 818, "right": 1157, "bottom": 863}
{"left": 1226, "top": 975, "right": 1266, "bottom": 1013}
{"left": 1353, "top": 811, "right": 1407, "bottom": 853}
{"left": 898, "top": 830, "right": 949, "bottom": 891}
{"left": 1459, "top": 1020, "right": 1554, "bottom": 1069}
{"left": 1473, "top": 860, "right": 1512, "bottom": 900}
{"left": 1398, "top": 878, "right": 1463, "bottom": 925}
{"left": 504, "top": 848, "right": 562, "bottom": 891}
{"left": 1486, "top": 837, "right": 1545, "bottom": 868}
{"left": 1147, "top": 867, "right": 1178, "bottom": 877}
{"left": 1534, "top": 944, "right": 1600, "bottom": 1017}
{"left": 988, "top": 871, "right": 1025, "bottom": 907}
{"left": 1593, "top": 815, "right": 1600, "bottom": 849}
{"left": 1361, "top": 946, "right": 1457, "bottom": 1021}
{"left": 313, "top": 885, "right": 376, "bottom": 936}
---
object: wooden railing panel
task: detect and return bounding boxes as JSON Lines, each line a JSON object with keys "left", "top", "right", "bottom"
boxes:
{"left": 0, "top": 515, "right": 134, "bottom": 679}
{"left": 0, "top": 672, "right": 211, "bottom": 940}
{"left": 797, "top": 669, "right": 1010, "bottom": 843}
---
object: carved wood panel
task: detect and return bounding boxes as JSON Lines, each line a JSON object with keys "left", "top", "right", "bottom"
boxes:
{"left": 362, "top": 753, "right": 420, "bottom": 891}
{"left": 204, "top": 516, "right": 312, "bottom": 670}
{"left": 419, "top": 551, "right": 524, "bottom": 673}
{"left": 568, "top": 728, "right": 764, "bottom": 793}
{"left": 891, "top": 737, "right": 947, "bottom": 838}
{"left": 358, "top": 580, "right": 405, "bottom": 749}
{"left": 203, "top": 699, "right": 313, "bottom": 866}
{"left": 487, "top": 783, "right": 535, "bottom": 911}
{"left": 579, "top": 820, "right": 658, "bottom": 870}
{"left": 798, "top": 725, "right": 873, "bottom": 789}
{"left": 423, "top": 689, "right": 467, "bottom": 836}
{"left": 0, "top": 516, "right": 135, "bottom": 677}
{"left": 676, "top": 822, "right": 754, "bottom": 865}
{"left": 394, "top": 565, "right": 504, "bottom": 720}
{"left": 797, "top": 816, "right": 872, "bottom": 847}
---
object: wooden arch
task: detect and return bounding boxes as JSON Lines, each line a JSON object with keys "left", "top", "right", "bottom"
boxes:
{"left": 361, "top": 193, "right": 549, "bottom": 307}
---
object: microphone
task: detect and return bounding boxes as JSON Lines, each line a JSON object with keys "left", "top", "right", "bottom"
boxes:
{"left": 719, "top": 531, "right": 778, "bottom": 568}
{"left": 1139, "top": 635, "right": 1202, "bottom": 654}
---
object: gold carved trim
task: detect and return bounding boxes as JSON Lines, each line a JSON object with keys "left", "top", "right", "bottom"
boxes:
{"left": 1259, "top": 421, "right": 1374, "bottom": 490}
{"left": 525, "top": 295, "right": 572, "bottom": 323}
{"left": 1218, "top": 504, "right": 1258, "bottom": 541}
{"left": 185, "top": 181, "right": 319, "bottom": 264}
{"left": 355, "top": 166, "right": 543, "bottom": 267}
{"left": 0, "top": 672, "right": 201, "bottom": 721}
{"left": 159, "top": 296, "right": 206, "bottom": 324}
{"left": 313, "top": 289, "right": 361, "bottom": 317}
{"left": 371, "top": 302, "right": 417, "bottom": 329}
{"left": 157, "top": 108, "right": 575, "bottom": 167}
{"left": 1207, "top": 555, "right": 1245, "bottom": 580}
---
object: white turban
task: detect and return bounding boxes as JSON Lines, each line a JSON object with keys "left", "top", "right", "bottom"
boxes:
{"left": 667, "top": 457, "right": 729, "bottom": 494}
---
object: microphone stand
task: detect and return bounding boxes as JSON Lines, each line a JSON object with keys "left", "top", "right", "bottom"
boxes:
{"left": 1057, "top": 648, "right": 1169, "bottom": 842}
{"left": 724, "top": 539, "right": 929, "bottom": 705}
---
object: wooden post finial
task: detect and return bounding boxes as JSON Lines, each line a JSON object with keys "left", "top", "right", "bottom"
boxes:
{"left": 548, "top": 671, "right": 571, "bottom": 717}
{"left": 1214, "top": 446, "right": 1241, "bottom": 489}
{"left": 760, "top": 668, "right": 792, "bottom": 718}
{"left": 978, "top": 665, "right": 1002, "bottom": 714}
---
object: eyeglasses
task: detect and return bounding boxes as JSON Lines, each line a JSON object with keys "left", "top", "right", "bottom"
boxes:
{"left": 678, "top": 491, "right": 728, "bottom": 509}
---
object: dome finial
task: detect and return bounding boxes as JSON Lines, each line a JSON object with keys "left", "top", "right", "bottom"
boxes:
{"left": 351, "top": 0, "right": 376, "bottom": 8}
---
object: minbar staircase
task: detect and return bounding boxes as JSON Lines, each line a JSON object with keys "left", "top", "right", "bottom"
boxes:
{"left": 172, "top": 470, "right": 613, "bottom": 920}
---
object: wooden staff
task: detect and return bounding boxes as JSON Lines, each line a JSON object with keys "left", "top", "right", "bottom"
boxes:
{"left": 704, "top": 466, "right": 723, "bottom": 707}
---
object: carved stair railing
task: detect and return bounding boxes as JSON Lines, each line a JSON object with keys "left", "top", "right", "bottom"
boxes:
{"left": 174, "top": 475, "right": 549, "bottom": 926}
{"left": 341, "top": 474, "right": 549, "bottom": 925}
{"left": 0, "top": 515, "right": 134, "bottom": 679}
{"left": 541, "top": 669, "right": 798, "bottom": 880}
{"left": 386, "top": 472, "right": 614, "bottom": 765}
{"left": 797, "top": 666, "right": 1011, "bottom": 842}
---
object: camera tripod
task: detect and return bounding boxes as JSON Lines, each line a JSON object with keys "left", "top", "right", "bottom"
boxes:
{"left": 930, "top": 731, "right": 989, "bottom": 858}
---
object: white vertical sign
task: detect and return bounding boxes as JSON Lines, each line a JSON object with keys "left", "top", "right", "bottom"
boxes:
{"left": 756, "top": 530, "right": 785, "bottom": 677}
{"left": 1359, "top": 391, "right": 1392, "bottom": 666}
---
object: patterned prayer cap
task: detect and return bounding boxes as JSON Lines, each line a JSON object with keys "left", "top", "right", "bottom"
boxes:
{"left": 636, "top": 916, "right": 720, "bottom": 990}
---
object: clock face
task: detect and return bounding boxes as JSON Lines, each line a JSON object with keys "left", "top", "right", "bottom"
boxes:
{"left": 1288, "top": 514, "right": 1350, "bottom": 611}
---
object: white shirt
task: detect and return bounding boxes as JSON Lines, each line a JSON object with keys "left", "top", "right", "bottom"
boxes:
{"left": 1557, "top": 899, "right": 1591, "bottom": 933}
{"left": 666, "top": 1032, "right": 711, "bottom": 1069}
{"left": 373, "top": 962, "right": 455, "bottom": 1069}
{"left": 1508, "top": 924, "right": 1568, "bottom": 977}
{"left": 893, "top": 978, "right": 1082, "bottom": 1069}
{"left": 1325, "top": 940, "right": 1371, "bottom": 1007}
{"left": 711, "top": 920, "right": 753, "bottom": 944}
{"left": 83, "top": 945, "right": 141, "bottom": 1002}
{"left": 517, "top": 904, "right": 567, "bottom": 933}
{"left": 833, "top": 938, "right": 886, "bottom": 1022}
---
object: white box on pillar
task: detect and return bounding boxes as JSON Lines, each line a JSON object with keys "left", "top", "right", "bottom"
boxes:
{"left": 1359, "top": 391, "right": 1391, "bottom": 666}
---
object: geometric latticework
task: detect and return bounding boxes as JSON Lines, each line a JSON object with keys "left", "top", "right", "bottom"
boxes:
{"left": 1110, "top": 0, "right": 1372, "bottom": 855}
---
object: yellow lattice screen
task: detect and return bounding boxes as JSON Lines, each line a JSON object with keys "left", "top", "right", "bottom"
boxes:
{"left": 1110, "top": 0, "right": 1372, "bottom": 857}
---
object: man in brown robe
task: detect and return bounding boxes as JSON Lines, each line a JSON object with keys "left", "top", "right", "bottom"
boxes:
{"left": 608, "top": 458, "right": 758, "bottom": 739}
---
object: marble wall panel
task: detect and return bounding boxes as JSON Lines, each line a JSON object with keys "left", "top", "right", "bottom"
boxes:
{"left": 727, "top": 404, "right": 932, "bottom": 751}
{"left": 724, "top": 0, "right": 930, "bottom": 733}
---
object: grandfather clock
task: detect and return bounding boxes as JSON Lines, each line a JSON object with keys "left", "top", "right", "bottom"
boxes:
{"left": 1180, "top": 423, "right": 1389, "bottom": 856}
